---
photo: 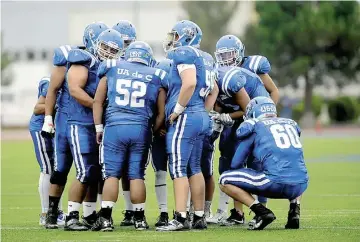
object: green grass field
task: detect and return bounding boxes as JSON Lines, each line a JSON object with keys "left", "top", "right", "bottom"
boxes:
{"left": 2, "top": 136, "right": 360, "bottom": 241}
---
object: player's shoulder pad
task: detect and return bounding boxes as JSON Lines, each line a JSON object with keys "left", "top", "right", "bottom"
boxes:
{"left": 172, "top": 46, "right": 201, "bottom": 65}
{"left": 53, "top": 45, "right": 74, "bottom": 66}
{"left": 218, "top": 67, "right": 246, "bottom": 97}
{"left": 248, "top": 55, "right": 271, "bottom": 74}
{"left": 97, "top": 59, "right": 118, "bottom": 79}
{"left": 68, "top": 49, "right": 96, "bottom": 67}
{"left": 236, "top": 119, "right": 258, "bottom": 140}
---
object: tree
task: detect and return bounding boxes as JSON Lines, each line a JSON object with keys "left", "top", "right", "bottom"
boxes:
{"left": 1, "top": 32, "right": 13, "bottom": 86}
{"left": 182, "top": 1, "right": 239, "bottom": 54}
{"left": 243, "top": 2, "right": 360, "bottom": 127}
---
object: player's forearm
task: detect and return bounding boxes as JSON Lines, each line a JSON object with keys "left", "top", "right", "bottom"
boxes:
{"left": 69, "top": 87, "right": 93, "bottom": 108}
{"left": 205, "top": 83, "right": 219, "bottom": 112}
{"left": 270, "top": 89, "right": 280, "bottom": 105}
{"left": 177, "top": 83, "right": 196, "bottom": 107}
{"left": 153, "top": 114, "right": 165, "bottom": 134}
{"left": 45, "top": 91, "right": 58, "bottom": 116}
{"left": 34, "top": 104, "right": 45, "bottom": 115}
{"left": 93, "top": 101, "right": 104, "bottom": 125}
{"left": 229, "top": 111, "right": 244, "bottom": 120}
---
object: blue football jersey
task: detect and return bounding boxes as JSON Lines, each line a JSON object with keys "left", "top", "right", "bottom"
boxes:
{"left": 164, "top": 46, "right": 215, "bottom": 118}
{"left": 29, "top": 77, "right": 50, "bottom": 131}
{"left": 53, "top": 45, "right": 79, "bottom": 113}
{"left": 67, "top": 49, "right": 100, "bottom": 125}
{"left": 241, "top": 55, "right": 271, "bottom": 75}
{"left": 98, "top": 59, "right": 165, "bottom": 127}
{"left": 216, "top": 66, "right": 246, "bottom": 113}
{"left": 233, "top": 117, "right": 308, "bottom": 184}
{"left": 240, "top": 67, "right": 270, "bottom": 99}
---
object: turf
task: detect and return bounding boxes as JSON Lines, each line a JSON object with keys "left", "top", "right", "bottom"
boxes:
{"left": 1, "top": 137, "right": 360, "bottom": 241}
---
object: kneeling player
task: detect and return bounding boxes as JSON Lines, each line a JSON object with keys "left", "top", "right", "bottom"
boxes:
{"left": 219, "top": 97, "right": 308, "bottom": 230}
{"left": 92, "top": 41, "right": 166, "bottom": 231}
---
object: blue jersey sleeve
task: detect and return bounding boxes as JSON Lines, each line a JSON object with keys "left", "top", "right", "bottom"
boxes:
{"left": 53, "top": 46, "right": 69, "bottom": 66}
{"left": 154, "top": 68, "right": 169, "bottom": 90}
{"left": 253, "top": 56, "right": 271, "bottom": 74}
{"left": 230, "top": 133, "right": 255, "bottom": 169}
{"left": 236, "top": 119, "right": 257, "bottom": 140}
{"left": 97, "top": 60, "right": 112, "bottom": 79}
{"left": 39, "top": 78, "right": 50, "bottom": 97}
{"left": 172, "top": 46, "right": 199, "bottom": 66}
{"left": 222, "top": 69, "right": 246, "bottom": 97}
{"left": 67, "top": 49, "right": 95, "bottom": 69}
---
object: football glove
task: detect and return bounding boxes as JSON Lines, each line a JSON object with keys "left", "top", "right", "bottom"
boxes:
{"left": 41, "top": 115, "right": 55, "bottom": 138}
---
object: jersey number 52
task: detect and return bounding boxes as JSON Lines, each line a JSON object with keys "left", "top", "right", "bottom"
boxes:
{"left": 115, "top": 79, "right": 147, "bottom": 108}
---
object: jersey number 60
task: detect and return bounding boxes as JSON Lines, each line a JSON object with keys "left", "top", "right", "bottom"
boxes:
{"left": 270, "top": 124, "right": 302, "bottom": 149}
{"left": 115, "top": 79, "right": 147, "bottom": 108}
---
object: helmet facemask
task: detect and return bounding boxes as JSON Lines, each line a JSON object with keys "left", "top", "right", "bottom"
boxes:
{"left": 215, "top": 48, "right": 241, "bottom": 67}
{"left": 163, "top": 31, "right": 180, "bottom": 52}
{"left": 97, "top": 40, "right": 123, "bottom": 61}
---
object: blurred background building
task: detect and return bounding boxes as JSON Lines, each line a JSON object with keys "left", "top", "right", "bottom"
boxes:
{"left": 1, "top": 1, "right": 359, "bottom": 127}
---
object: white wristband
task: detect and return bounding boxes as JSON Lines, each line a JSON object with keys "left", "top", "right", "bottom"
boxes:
{"left": 44, "top": 115, "right": 53, "bottom": 124}
{"left": 174, "top": 103, "right": 185, "bottom": 115}
{"left": 95, "top": 124, "right": 104, "bottom": 133}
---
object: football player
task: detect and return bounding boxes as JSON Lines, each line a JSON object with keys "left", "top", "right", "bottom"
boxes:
{"left": 42, "top": 22, "right": 109, "bottom": 229}
{"left": 112, "top": 20, "right": 138, "bottom": 227}
{"left": 156, "top": 20, "right": 218, "bottom": 231}
{"left": 219, "top": 97, "right": 308, "bottom": 230}
{"left": 92, "top": 41, "right": 166, "bottom": 231}
{"left": 29, "top": 76, "right": 65, "bottom": 226}
{"left": 208, "top": 35, "right": 277, "bottom": 225}
{"left": 63, "top": 29, "right": 123, "bottom": 231}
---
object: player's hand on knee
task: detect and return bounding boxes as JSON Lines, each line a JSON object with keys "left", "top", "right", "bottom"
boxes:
{"left": 41, "top": 115, "right": 55, "bottom": 138}
{"left": 214, "top": 113, "right": 234, "bottom": 127}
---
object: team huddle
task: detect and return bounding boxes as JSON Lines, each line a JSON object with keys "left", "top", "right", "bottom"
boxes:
{"left": 29, "top": 19, "right": 309, "bottom": 232}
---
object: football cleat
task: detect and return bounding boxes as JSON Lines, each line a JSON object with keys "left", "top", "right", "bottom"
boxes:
{"left": 39, "top": 214, "right": 46, "bottom": 226}
{"left": 82, "top": 211, "right": 98, "bottom": 229}
{"left": 91, "top": 216, "right": 114, "bottom": 232}
{"left": 285, "top": 203, "right": 300, "bottom": 229}
{"left": 220, "top": 208, "right": 245, "bottom": 226}
{"left": 248, "top": 203, "right": 276, "bottom": 230}
{"left": 206, "top": 209, "right": 227, "bottom": 224}
{"left": 155, "top": 212, "right": 169, "bottom": 227}
{"left": 134, "top": 216, "right": 150, "bottom": 231}
{"left": 192, "top": 214, "right": 207, "bottom": 230}
{"left": 156, "top": 212, "right": 190, "bottom": 231}
{"left": 64, "top": 211, "right": 88, "bottom": 231}
{"left": 57, "top": 210, "right": 66, "bottom": 226}
{"left": 45, "top": 209, "right": 59, "bottom": 229}
{"left": 120, "top": 210, "right": 134, "bottom": 226}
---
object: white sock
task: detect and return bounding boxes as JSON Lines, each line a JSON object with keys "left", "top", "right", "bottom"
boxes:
{"left": 97, "top": 194, "right": 102, "bottom": 207}
{"left": 83, "top": 202, "right": 96, "bottom": 217}
{"left": 290, "top": 199, "right": 300, "bottom": 204}
{"left": 155, "top": 171, "right": 168, "bottom": 213}
{"left": 194, "top": 210, "right": 204, "bottom": 217}
{"left": 38, "top": 173, "right": 51, "bottom": 213}
{"left": 101, "top": 201, "right": 115, "bottom": 209}
{"left": 68, "top": 201, "right": 81, "bottom": 214}
{"left": 123, "top": 191, "right": 133, "bottom": 211}
{"left": 250, "top": 200, "right": 259, "bottom": 208}
{"left": 205, "top": 200, "right": 212, "bottom": 214}
{"left": 179, "top": 211, "right": 187, "bottom": 218}
{"left": 186, "top": 189, "right": 191, "bottom": 212}
{"left": 133, "top": 203, "right": 145, "bottom": 211}
{"left": 218, "top": 190, "right": 229, "bottom": 212}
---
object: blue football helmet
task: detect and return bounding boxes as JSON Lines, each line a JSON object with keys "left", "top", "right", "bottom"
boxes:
{"left": 163, "top": 20, "right": 202, "bottom": 52}
{"left": 244, "top": 97, "right": 277, "bottom": 120}
{"left": 124, "top": 41, "right": 154, "bottom": 66}
{"left": 83, "top": 22, "right": 109, "bottom": 55}
{"left": 96, "top": 29, "right": 124, "bottom": 61}
{"left": 155, "top": 59, "right": 173, "bottom": 73}
{"left": 215, "top": 35, "right": 245, "bottom": 67}
{"left": 112, "top": 20, "right": 137, "bottom": 48}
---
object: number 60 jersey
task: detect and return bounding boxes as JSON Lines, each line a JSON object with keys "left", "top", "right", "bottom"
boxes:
{"left": 97, "top": 59, "right": 166, "bottom": 126}
{"left": 233, "top": 117, "right": 309, "bottom": 185}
